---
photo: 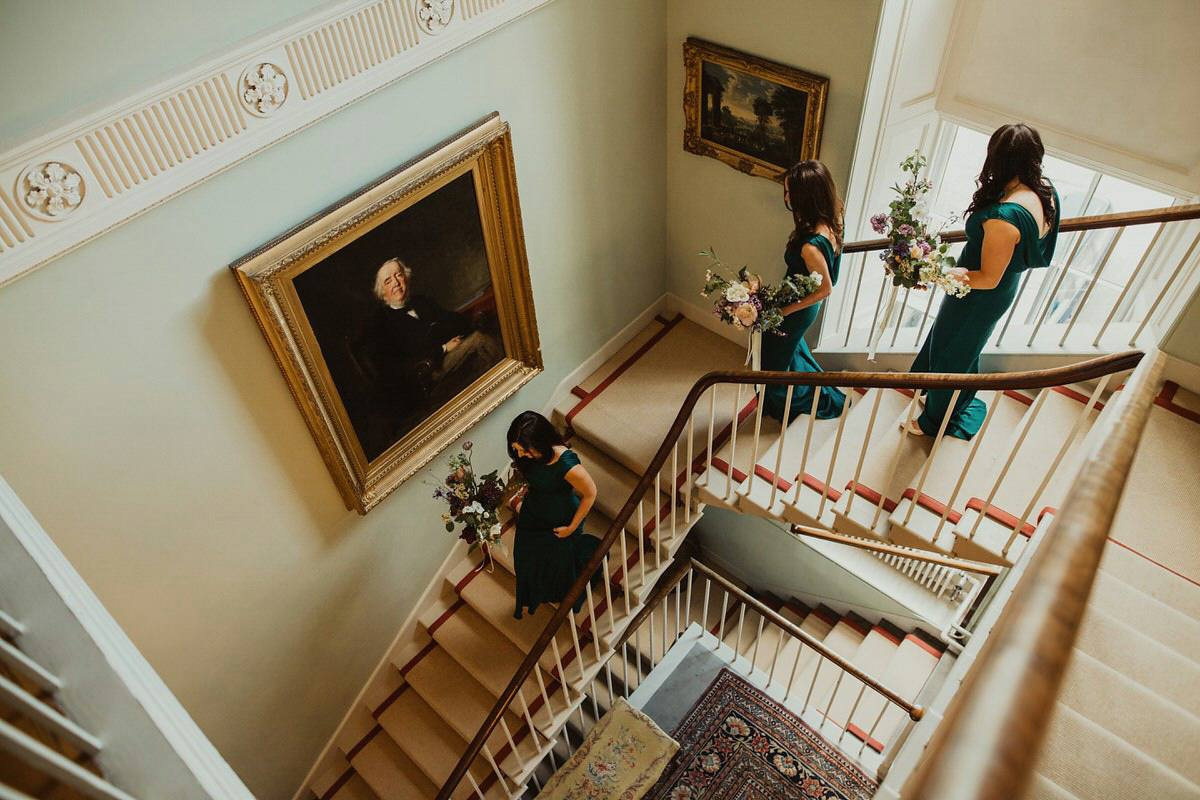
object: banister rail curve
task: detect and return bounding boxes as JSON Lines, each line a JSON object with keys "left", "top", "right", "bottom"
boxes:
{"left": 901, "top": 349, "right": 1164, "bottom": 800}
{"left": 841, "top": 202, "right": 1200, "bottom": 254}
{"left": 435, "top": 350, "right": 1145, "bottom": 800}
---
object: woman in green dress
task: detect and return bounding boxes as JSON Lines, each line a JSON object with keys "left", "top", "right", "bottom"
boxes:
{"left": 910, "top": 123, "right": 1060, "bottom": 439}
{"left": 507, "top": 411, "right": 601, "bottom": 620}
{"left": 762, "top": 160, "right": 846, "bottom": 422}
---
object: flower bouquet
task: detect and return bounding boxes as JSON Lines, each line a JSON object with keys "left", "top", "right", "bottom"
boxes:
{"left": 431, "top": 441, "right": 507, "bottom": 553}
{"left": 699, "top": 247, "right": 824, "bottom": 336}
{"left": 870, "top": 151, "right": 969, "bottom": 298}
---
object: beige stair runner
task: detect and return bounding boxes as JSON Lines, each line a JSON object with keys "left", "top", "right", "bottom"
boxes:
{"left": 1024, "top": 389, "right": 1200, "bottom": 800}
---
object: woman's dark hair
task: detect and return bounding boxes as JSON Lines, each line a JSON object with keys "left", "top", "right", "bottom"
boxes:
{"left": 785, "top": 160, "right": 844, "bottom": 250}
{"left": 507, "top": 411, "right": 565, "bottom": 465}
{"left": 967, "top": 123, "right": 1057, "bottom": 227}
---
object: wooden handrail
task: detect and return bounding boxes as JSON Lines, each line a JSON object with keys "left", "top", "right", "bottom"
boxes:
{"left": 434, "top": 350, "right": 1145, "bottom": 800}
{"left": 789, "top": 524, "right": 1003, "bottom": 575}
{"left": 842, "top": 202, "right": 1200, "bottom": 254}
{"left": 901, "top": 350, "right": 1165, "bottom": 800}
{"left": 688, "top": 559, "right": 924, "bottom": 720}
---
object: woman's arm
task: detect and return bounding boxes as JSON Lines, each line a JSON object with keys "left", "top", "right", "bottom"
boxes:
{"left": 554, "top": 464, "right": 598, "bottom": 537}
{"left": 779, "top": 243, "right": 834, "bottom": 316}
{"left": 956, "top": 219, "right": 1020, "bottom": 290}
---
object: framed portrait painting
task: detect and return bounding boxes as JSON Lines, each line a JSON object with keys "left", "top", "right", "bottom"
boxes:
{"left": 232, "top": 114, "right": 540, "bottom": 514}
{"left": 683, "top": 38, "right": 829, "bottom": 182}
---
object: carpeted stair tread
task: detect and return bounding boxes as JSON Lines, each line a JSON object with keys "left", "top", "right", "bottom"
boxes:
{"left": 1024, "top": 773, "right": 1083, "bottom": 800}
{"left": 887, "top": 390, "right": 1029, "bottom": 549}
{"left": 781, "top": 615, "right": 868, "bottom": 706}
{"left": 1106, "top": 403, "right": 1200, "bottom": 584}
{"left": 350, "top": 734, "right": 437, "bottom": 800}
{"left": 1088, "top": 571, "right": 1200, "bottom": 661}
{"left": 428, "top": 605, "right": 525, "bottom": 698}
{"left": 568, "top": 438, "right": 672, "bottom": 540}
{"left": 776, "top": 389, "right": 915, "bottom": 528}
{"left": 405, "top": 646, "right": 530, "bottom": 751}
{"left": 829, "top": 403, "right": 933, "bottom": 540}
{"left": 375, "top": 691, "right": 501, "bottom": 795}
{"left": 848, "top": 634, "right": 942, "bottom": 749}
{"left": 1035, "top": 703, "right": 1200, "bottom": 800}
{"left": 694, "top": 412, "right": 785, "bottom": 509}
{"left": 330, "top": 773, "right": 382, "bottom": 800}
{"left": 1057, "top": 648, "right": 1200, "bottom": 783}
{"left": 735, "top": 410, "right": 845, "bottom": 518}
{"left": 575, "top": 318, "right": 668, "bottom": 395}
{"left": 1100, "top": 543, "right": 1200, "bottom": 620}
{"left": 819, "top": 626, "right": 902, "bottom": 730}
{"left": 566, "top": 319, "right": 746, "bottom": 475}
{"left": 1075, "top": 606, "right": 1200, "bottom": 717}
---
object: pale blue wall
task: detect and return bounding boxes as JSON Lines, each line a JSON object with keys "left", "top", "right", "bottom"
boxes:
{"left": 0, "top": 0, "right": 331, "bottom": 145}
{"left": 0, "top": 1, "right": 666, "bottom": 795}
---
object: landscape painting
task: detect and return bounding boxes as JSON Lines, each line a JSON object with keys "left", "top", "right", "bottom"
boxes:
{"left": 683, "top": 38, "right": 829, "bottom": 181}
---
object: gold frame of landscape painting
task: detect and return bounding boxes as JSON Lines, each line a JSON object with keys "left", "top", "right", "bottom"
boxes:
{"left": 683, "top": 37, "right": 829, "bottom": 182}
{"left": 231, "top": 114, "right": 541, "bottom": 514}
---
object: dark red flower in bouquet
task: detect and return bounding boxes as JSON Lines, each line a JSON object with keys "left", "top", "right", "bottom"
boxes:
{"left": 459, "top": 526, "right": 476, "bottom": 543}
{"left": 477, "top": 479, "right": 504, "bottom": 509}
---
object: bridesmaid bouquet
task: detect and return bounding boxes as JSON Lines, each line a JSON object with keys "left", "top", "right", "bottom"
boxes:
{"left": 431, "top": 441, "right": 507, "bottom": 552}
{"left": 699, "top": 247, "right": 824, "bottom": 336}
{"left": 871, "top": 151, "right": 969, "bottom": 298}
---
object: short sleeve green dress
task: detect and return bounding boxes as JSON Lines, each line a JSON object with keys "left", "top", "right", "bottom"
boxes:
{"left": 761, "top": 234, "right": 846, "bottom": 421}
{"left": 513, "top": 449, "right": 601, "bottom": 619}
{"left": 911, "top": 186, "right": 1060, "bottom": 439}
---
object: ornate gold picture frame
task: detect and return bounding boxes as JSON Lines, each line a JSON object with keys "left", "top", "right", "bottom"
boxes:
{"left": 232, "top": 114, "right": 541, "bottom": 514}
{"left": 683, "top": 38, "right": 829, "bottom": 182}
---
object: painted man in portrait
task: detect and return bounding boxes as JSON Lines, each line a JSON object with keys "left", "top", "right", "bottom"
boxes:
{"left": 363, "top": 258, "right": 503, "bottom": 428}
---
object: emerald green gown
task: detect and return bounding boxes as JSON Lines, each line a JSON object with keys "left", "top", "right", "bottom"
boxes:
{"left": 762, "top": 234, "right": 846, "bottom": 421}
{"left": 513, "top": 449, "right": 601, "bottom": 619}
{"left": 912, "top": 187, "right": 1060, "bottom": 439}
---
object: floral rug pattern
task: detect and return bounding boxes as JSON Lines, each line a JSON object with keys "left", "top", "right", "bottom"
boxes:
{"left": 645, "top": 669, "right": 877, "bottom": 800}
{"left": 538, "top": 697, "right": 679, "bottom": 800}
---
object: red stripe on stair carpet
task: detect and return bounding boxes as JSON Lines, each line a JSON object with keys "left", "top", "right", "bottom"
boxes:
{"left": 565, "top": 313, "right": 684, "bottom": 431}
{"left": 1155, "top": 381, "right": 1200, "bottom": 424}
{"left": 904, "top": 632, "right": 945, "bottom": 658}
{"left": 965, "top": 497, "right": 1035, "bottom": 538}
{"left": 1052, "top": 385, "right": 1105, "bottom": 409}
{"left": 1107, "top": 536, "right": 1200, "bottom": 588}
{"left": 1003, "top": 389, "right": 1034, "bottom": 406}
{"left": 320, "top": 767, "right": 357, "bottom": 800}
{"left": 845, "top": 482, "right": 898, "bottom": 513}
{"left": 900, "top": 488, "right": 963, "bottom": 524}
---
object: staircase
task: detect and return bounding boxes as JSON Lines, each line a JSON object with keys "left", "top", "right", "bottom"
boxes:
{"left": 309, "top": 312, "right": 1152, "bottom": 800}
{"left": 1025, "top": 387, "right": 1200, "bottom": 800}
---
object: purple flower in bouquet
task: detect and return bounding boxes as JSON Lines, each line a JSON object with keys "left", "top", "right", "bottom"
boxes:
{"left": 477, "top": 479, "right": 504, "bottom": 509}
{"left": 462, "top": 440, "right": 473, "bottom": 451}
{"left": 870, "top": 213, "right": 889, "bottom": 234}
{"left": 897, "top": 223, "right": 915, "bottom": 237}
{"left": 919, "top": 240, "right": 932, "bottom": 255}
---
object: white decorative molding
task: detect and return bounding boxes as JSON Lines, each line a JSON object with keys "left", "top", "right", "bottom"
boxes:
{"left": 0, "top": 0, "right": 561, "bottom": 288}
{"left": 415, "top": 0, "right": 456, "bottom": 33}
{"left": 238, "top": 62, "right": 289, "bottom": 117}
{"left": 17, "top": 162, "right": 85, "bottom": 221}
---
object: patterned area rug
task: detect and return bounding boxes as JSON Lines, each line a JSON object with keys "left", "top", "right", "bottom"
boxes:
{"left": 538, "top": 697, "right": 679, "bottom": 800}
{"left": 645, "top": 668, "right": 877, "bottom": 800}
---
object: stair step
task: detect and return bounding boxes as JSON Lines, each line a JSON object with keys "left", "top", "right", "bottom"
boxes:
{"left": 1074, "top": 606, "right": 1200, "bottom": 717}
{"left": 329, "top": 773, "right": 381, "bottom": 800}
{"left": 563, "top": 319, "right": 747, "bottom": 476}
{"left": 405, "top": 646, "right": 531, "bottom": 750}
{"left": 887, "top": 390, "right": 1030, "bottom": 551}
{"left": 350, "top": 734, "right": 437, "bottom": 800}
{"left": 778, "top": 612, "right": 865, "bottom": 704}
{"left": 1057, "top": 649, "right": 1200, "bottom": 784}
{"left": 950, "top": 389, "right": 1099, "bottom": 564}
{"left": 569, "top": 438, "right": 674, "bottom": 542}
{"left": 427, "top": 605, "right": 526, "bottom": 698}
{"left": 1086, "top": 571, "right": 1200, "bottom": 662}
{"left": 1024, "top": 774, "right": 1082, "bottom": 800}
{"left": 818, "top": 626, "right": 902, "bottom": 735}
{"left": 376, "top": 691, "right": 509, "bottom": 797}
{"left": 1035, "top": 703, "right": 1200, "bottom": 800}
{"left": 693, "top": 411, "right": 785, "bottom": 511}
{"left": 763, "top": 388, "right": 915, "bottom": 529}
{"left": 1099, "top": 542, "right": 1200, "bottom": 621}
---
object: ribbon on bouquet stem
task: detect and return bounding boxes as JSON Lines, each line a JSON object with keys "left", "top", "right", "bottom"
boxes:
{"left": 867, "top": 284, "right": 899, "bottom": 362}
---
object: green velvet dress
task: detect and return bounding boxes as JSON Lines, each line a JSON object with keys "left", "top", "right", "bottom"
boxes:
{"left": 912, "top": 187, "right": 1060, "bottom": 439}
{"left": 762, "top": 234, "right": 846, "bottom": 421}
{"left": 512, "top": 449, "right": 601, "bottom": 619}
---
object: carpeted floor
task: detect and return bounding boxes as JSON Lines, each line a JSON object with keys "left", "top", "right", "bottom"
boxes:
{"left": 645, "top": 669, "right": 877, "bottom": 800}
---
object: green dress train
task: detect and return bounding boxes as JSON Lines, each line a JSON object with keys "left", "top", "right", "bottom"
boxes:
{"left": 912, "top": 186, "right": 1061, "bottom": 439}
{"left": 762, "top": 234, "right": 846, "bottom": 421}
{"left": 512, "top": 449, "right": 601, "bottom": 619}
